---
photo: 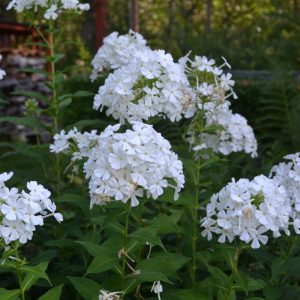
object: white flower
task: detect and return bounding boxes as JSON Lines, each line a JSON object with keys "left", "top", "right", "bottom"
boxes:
{"left": 220, "top": 73, "right": 235, "bottom": 91}
{"left": 201, "top": 175, "right": 292, "bottom": 248}
{"left": 0, "top": 172, "right": 63, "bottom": 245}
{"left": 1, "top": 195, "right": 24, "bottom": 221}
{"left": 50, "top": 122, "right": 185, "bottom": 208}
{"left": 151, "top": 281, "right": 163, "bottom": 300}
{"left": 187, "top": 101, "right": 257, "bottom": 158}
{"left": 271, "top": 153, "right": 300, "bottom": 234}
{"left": 7, "top": 0, "right": 90, "bottom": 18}
{"left": 191, "top": 56, "right": 215, "bottom": 72}
{"left": 98, "top": 290, "right": 122, "bottom": 300}
{"left": 61, "top": 0, "right": 78, "bottom": 9}
{"left": 0, "top": 172, "right": 13, "bottom": 187}
{"left": 91, "top": 30, "right": 148, "bottom": 80}
{"left": 175, "top": 53, "right": 258, "bottom": 159}
{"left": 94, "top": 47, "right": 193, "bottom": 123}
{"left": 44, "top": 4, "right": 58, "bottom": 20}
{"left": 198, "top": 83, "right": 214, "bottom": 96}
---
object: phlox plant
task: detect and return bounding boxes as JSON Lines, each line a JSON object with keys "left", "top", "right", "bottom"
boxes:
{"left": 1, "top": 2, "right": 300, "bottom": 300}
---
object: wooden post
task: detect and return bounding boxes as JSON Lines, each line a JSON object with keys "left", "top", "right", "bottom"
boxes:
{"left": 95, "top": 0, "right": 107, "bottom": 48}
{"left": 129, "top": 0, "right": 139, "bottom": 32}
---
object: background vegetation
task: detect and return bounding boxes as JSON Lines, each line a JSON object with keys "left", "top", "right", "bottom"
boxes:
{"left": 0, "top": 1, "right": 300, "bottom": 299}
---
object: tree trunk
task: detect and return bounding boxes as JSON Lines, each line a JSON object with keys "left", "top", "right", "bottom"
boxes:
{"left": 95, "top": 0, "right": 107, "bottom": 48}
{"left": 129, "top": 0, "right": 139, "bottom": 32}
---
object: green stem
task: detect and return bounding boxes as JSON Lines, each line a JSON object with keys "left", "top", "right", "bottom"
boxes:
{"left": 224, "top": 244, "right": 241, "bottom": 300}
{"left": 48, "top": 21, "right": 61, "bottom": 196}
{"left": 191, "top": 157, "right": 201, "bottom": 286}
{"left": 15, "top": 249, "right": 26, "bottom": 300}
{"left": 121, "top": 202, "right": 131, "bottom": 287}
{"left": 190, "top": 99, "right": 205, "bottom": 286}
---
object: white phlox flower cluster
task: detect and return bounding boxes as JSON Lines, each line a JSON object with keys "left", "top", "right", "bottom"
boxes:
{"left": 0, "top": 172, "right": 63, "bottom": 245}
{"left": 201, "top": 175, "right": 292, "bottom": 249}
{"left": 50, "top": 127, "right": 99, "bottom": 161}
{"left": 92, "top": 32, "right": 257, "bottom": 158}
{"left": 188, "top": 101, "right": 257, "bottom": 158}
{"left": 180, "top": 55, "right": 237, "bottom": 116}
{"left": 0, "top": 55, "right": 6, "bottom": 80}
{"left": 180, "top": 54, "right": 257, "bottom": 158}
{"left": 93, "top": 48, "right": 194, "bottom": 123}
{"left": 91, "top": 30, "right": 149, "bottom": 81}
{"left": 7, "top": 0, "right": 90, "bottom": 20}
{"left": 50, "top": 122, "right": 185, "bottom": 208}
{"left": 270, "top": 153, "right": 300, "bottom": 234}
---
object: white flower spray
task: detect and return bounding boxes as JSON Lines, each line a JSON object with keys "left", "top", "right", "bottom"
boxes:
{"left": 0, "top": 172, "right": 63, "bottom": 245}
{"left": 7, "top": 0, "right": 90, "bottom": 20}
{"left": 50, "top": 122, "right": 185, "bottom": 207}
{"left": 202, "top": 153, "right": 300, "bottom": 248}
{"left": 92, "top": 32, "right": 257, "bottom": 158}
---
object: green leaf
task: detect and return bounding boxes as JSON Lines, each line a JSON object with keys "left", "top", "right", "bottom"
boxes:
{"left": 55, "top": 194, "right": 88, "bottom": 212}
{"left": 58, "top": 98, "right": 72, "bottom": 110}
{"left": 207, "top": 265, "right": 230, "bottom": 287}
{"left": 0, "top": 288, "right": 20, "bottom": 300}
{"left": 11, "top": 90, "right": 48, "bottom": 102}
{"left": 38, "top": 284, "right": 63, "bottom": 300}
{"left": 76, "top": 241, "right": 107, "bottom": 257}
{"left": 72, "top": 91, "right": 94, "bottom": 98}
{"left": 68, "top": 277, "right": 101, "bottom": 300}
{"left": 0, "top": 116, "right": 47, "bottom": 130}
{"left": 136, "top": 253, "right": 189, "bottom": 279}
{"left": 182, "top": 158, "right": 198, "bottom": 186}
{"left": 148, "top": 210, "right": 184, "bottom": 234}
{"left": 128, "top": 227, "right": 166, "bottom": 251}
{"left": 27, "top": 41, "right": 48, "bottom": 48}
{"left": 22, "top": 261, "right": 51, "bottom": 291}
{"left": 133, "top": 271, "right": 172, "bottom": 284}
{"left": 48, "top": 53, "right": 65, "bottom": 64}
{"left": 86, "top": 256, "right": 119, "bottom": 275}
{"left": 233, "top": 270, "right": 249, "bottom": 293}
{"left": 0, "top": 143, "right": 49, "bottom": 160}
{"left": 248, "top": 278, "right": 265, "bottom": 292}
{"left": 44, "top": 239, "right": 77, "bottom": 248}
{"left": 104, "top": 221, "right": 125, "bottom": 235}
{"left": 19, "top": 67, "right": 48, "bottom": 76}
{"left": 196, "top": 250, "right": 212, "bottom": 266}
{"left": 164, "top": 289, "right": 210, "bottom": 300}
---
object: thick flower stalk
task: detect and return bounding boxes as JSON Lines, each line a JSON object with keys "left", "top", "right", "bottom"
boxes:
{"left": 7, "top": 0, "right": 90, "bottom": 20}
{"left": 201, "top": 175, "right": 291, "bottom": 249}
{"left": 0, "top": 55, "right": 6, "bottom": 80}
{"left": 0, "top": 172, "right": 63, "bottom": 245}
{"left": 50, "top": 122, "right": 185, "bottom": 207}
{"left": 91, "top": 30, "right": 149, "bottom": 81}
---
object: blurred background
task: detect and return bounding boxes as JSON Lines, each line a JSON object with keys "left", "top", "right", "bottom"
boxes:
{"left": 0, "top": 0, "right": 300, "bottom": 177}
